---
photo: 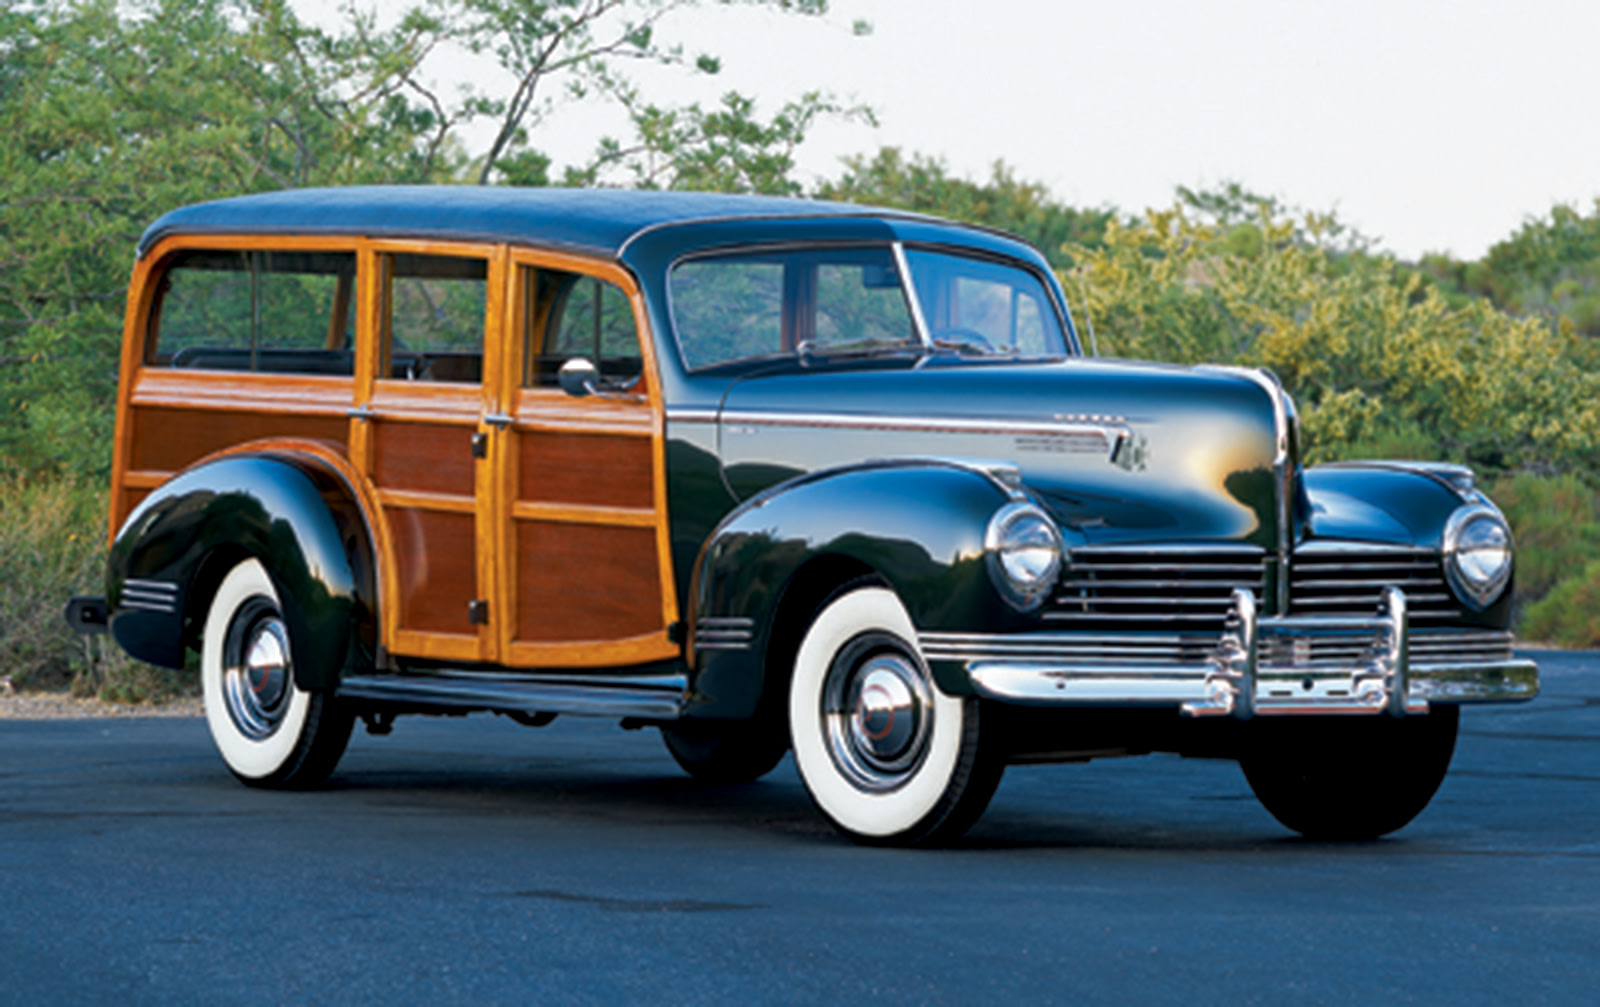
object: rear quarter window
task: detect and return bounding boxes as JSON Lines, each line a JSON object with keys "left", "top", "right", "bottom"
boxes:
{"left": 147, "top": 249, "right": 357, "bottom": 375}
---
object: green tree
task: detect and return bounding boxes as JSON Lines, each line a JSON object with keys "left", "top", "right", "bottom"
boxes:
{"left": 0, "top": 0, "right": 848, "bottom": 476}
{"left": 1069, "top": 191, "right": 1600, "bottom": 475}
{"left": 570, "top": 89, "right": 872, "bottom": 194}
{"left": 1414, "top": 199, "right": 1600, "bottom": 338}
{"left": 815, "top": 148, "right": 1114, "bottom": 269}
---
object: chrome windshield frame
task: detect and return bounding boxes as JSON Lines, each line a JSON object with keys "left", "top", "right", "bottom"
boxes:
{"left": 892, "top": 241, "right": 935, "bottom": 351}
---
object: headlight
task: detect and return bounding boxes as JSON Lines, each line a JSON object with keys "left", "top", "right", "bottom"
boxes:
{"left": 985, "top": 502, "right": 1063, "bottom": 611}
{"left": 1443, "top": 505, "right": 1512, "bottom": 609}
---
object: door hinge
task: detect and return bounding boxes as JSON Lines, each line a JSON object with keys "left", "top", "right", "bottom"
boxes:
{"left": 468, "top": 599, "right": 490, "bottom": 625}
{"left": 470, "top": 432, "right": 489, "bottom": 459}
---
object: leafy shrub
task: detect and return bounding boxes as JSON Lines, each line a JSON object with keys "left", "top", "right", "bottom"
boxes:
{"left": 1486, "top": 473, "right": 1600, "bottom": 605}
{"left": 1521, "top": 560, "right": 1600, "bottom": 649}
{"left": 1068, "top": 198, "right": 1600, "bottom": 477}
{"left": 0, "top": 476, "right": 189, "bottom": 701}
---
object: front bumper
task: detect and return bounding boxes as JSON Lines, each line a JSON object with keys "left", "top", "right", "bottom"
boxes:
{"left": 922, "top": 587, "right": 1538, "bottom": 719}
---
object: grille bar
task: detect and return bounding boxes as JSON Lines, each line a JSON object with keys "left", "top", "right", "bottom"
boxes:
{"left": 1047, "top": 542, "right": 1469, "bottom": 632}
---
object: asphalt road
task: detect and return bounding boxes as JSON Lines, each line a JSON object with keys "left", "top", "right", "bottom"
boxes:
{"left": 2, "top": 651, "right": 1595, "bottom": 1006}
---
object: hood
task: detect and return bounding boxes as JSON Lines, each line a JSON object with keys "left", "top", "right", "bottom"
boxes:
{"left": 714, "top": 356, "right": 1291, "bottom": 550}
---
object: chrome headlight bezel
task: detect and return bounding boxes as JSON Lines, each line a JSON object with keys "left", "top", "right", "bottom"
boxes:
{"left": 985, "top": 501, "right": 1063, "bottom": 612}
{"left": 1443, "top": 504, "right": 1513, "bottom": 610}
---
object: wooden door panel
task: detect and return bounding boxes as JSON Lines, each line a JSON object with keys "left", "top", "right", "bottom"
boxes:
{"left": 389, "top": 506, "right": 478, "bottom": 635}
{"left": 513, "top": 522, "right": 662, "bottom": 642}
{"left": 517, "top": 432, "right": 654, "bottom": 508}
{"left": 373, "top": 422, "right": 475, "bottom": 496}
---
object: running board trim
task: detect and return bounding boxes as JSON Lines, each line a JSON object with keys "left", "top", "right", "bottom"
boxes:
{"left": 337, "top": 672, "right": 685, "bottom": 720}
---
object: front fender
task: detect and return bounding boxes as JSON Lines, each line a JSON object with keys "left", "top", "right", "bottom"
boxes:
{"left": 685, "top": 461, "right": 1031, "bottom": 719}
{"left": 1304, "top": 461, "right": 1514, "bottom": 628}
{"left": 107, "top": 454, "right": 371, "bottom": 689}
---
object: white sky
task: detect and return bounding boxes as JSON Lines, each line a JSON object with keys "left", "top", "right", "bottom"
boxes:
{"left": 327, "top": 0, "right": 1600, "bottom": 261}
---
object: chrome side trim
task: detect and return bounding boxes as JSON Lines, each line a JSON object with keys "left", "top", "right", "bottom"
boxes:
{"left": 665, "top": 407, "right": 720, "bottom": 425}
{"left": 695, "top": 616, "right": 755, "bottom": 652}
{"left": 337, "top": 671, "right": 685, "bottom": 720}
{"left": 122, "top": 579, "right": 179, "bottom": 615}
{"left": 709, "top": 409, "right": 1131, "bottom": 463}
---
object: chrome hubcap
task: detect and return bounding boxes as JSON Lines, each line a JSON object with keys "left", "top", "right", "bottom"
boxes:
{"left": 221, "top": 597, "right": 292, "bottom": 741}
{"left": 823, "top": 632, "right": 934, "bottom": 792}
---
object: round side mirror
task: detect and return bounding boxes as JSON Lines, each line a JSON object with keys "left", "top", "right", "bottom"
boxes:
{"left": 558, "top": 357, "right": 599, "bottom": 398}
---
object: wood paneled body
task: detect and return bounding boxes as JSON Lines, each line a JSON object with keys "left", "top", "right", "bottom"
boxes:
{"left": 114, "top": 233, "right": 679, "bottom": 674}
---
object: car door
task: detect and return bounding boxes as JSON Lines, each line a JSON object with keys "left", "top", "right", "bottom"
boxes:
{"left": 490, "top": 251, "right": 679, "bottom": 669}
{"left": 353, "top": 242, "right": 508, "bottom": 664}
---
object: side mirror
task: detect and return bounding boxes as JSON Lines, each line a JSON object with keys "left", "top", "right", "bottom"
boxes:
{"left": 558, "top": 357, "right": 599, "bottom": 398}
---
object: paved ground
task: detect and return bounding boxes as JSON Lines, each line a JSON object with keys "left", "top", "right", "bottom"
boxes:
{"left": 1, "top": 651, "right": 1595, "bottom": 1005}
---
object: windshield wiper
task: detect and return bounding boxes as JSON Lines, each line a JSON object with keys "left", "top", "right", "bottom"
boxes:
{"left": 796, "top": 338, "right": 925, "bottom": 363}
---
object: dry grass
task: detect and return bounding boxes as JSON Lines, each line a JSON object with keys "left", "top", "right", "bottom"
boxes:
{"left": 0, "top": 476, "right": 193, "bottom": 703}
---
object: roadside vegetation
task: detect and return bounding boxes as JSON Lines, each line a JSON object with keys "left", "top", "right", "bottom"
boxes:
{"left": 4, "top": 1, "right": 1600, "bottom": 701}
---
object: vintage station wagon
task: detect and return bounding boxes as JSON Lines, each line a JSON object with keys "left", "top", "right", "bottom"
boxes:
{"left": 69, "top": 186, "right": 1538, "bottom": 845}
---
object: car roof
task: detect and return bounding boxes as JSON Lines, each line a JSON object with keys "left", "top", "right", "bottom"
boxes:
{"left": 136, "top": 185, "right": 1002, "bottom": 261}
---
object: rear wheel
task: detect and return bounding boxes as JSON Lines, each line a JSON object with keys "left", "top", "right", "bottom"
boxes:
{"left": 661, "top": 722, "right": 788, "bottom": 784}
{"left": 1240, "top": 706, "right": 1460, "bottom": 840}
{"left": 201, "top": 558, "right": 354, "bottom": 789}
{"left": 788, "top": 585, "right": 1004, "bottom": 846}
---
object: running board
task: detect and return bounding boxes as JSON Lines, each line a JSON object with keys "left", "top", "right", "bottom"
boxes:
{"left": 336, "top": 671, "right": 685, "bottom": 720}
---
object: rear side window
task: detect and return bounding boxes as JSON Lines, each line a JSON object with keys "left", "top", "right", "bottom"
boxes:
{"left": 147, "top": 250, "right": 356, "bottom": 375}
{"left": 383, "top": 253, "right": 488, "bottom": 383}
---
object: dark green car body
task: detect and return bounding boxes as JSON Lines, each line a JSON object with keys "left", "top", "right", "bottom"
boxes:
{"left": 77, "top": 188, "right": 1536, "bottom": 842}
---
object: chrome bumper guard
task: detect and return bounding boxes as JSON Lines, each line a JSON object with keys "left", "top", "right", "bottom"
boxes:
{"left": 948, "top": 588, "right": 1538, "bottom": 719}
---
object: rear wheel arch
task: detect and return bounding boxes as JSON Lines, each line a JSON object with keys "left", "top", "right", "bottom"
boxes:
{"left": 114, "top": 449, "right": 381, "bottom": 690}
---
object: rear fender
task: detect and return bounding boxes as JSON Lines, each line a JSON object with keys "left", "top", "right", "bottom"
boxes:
{"left": 107, "top": 452, "right": 376, "bottom": 689}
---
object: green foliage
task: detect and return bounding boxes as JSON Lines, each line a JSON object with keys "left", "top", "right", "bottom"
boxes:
{"left": 1521, "top": 560, "right": 1600, "bottom": 649}
{"left": 0, "top": 475, "right": 187, "bottom": 701}
{"left": 1484, "top": 473, "right": 1600, "bottom": 606}
{"left": 0, "top": 0, "right": 848, "bottom": 481}
{"left": 0, "top": 0, "right": 465, "bottom": 476}
{"left": 815, "top": 148, "right": 1114, "bottom": 269}
{"left": 1416, "top": 199, "right": 1600, "bottom": 338}
{"left": 1069, "top": 193, "right": 1600, "bottom": 477}
{"left": 572, "top": 90, "right": 873, "bottom": 194}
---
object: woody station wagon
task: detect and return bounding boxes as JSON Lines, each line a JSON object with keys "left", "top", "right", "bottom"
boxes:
{"left": 69, "top": 186, "right": 1538, "bottom": 845}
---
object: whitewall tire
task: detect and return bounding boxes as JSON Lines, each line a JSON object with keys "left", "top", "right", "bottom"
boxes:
{"left": 788, "top": 585, "right": 1004, "bottom": 845}
{"left": 201, "top": 558, "right": 353, "bottom": 788}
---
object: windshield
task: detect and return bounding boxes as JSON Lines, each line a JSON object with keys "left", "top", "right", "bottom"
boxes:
{"left": 668, "top": 244, "right": 1069, "bottom": 372}
{"left": 901, "top": 248, "right": 1067, "bottom": 358}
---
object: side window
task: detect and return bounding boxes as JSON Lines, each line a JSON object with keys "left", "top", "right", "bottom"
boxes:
{"left": 522, "top": 268, "right": 643, "bottom": 388}
{"left": 148, "top": 250, "right": 356, "bottom": 374}
{"left": 669, "top": 258, "right": 783, "bottom": 371}
{"left": 669, "top": 248, "right": 913, "bottom": 371}
{"left": 384, "top": 253, "right": 487, "bottom": 383}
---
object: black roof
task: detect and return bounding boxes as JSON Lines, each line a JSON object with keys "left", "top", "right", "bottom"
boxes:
{"left": 137, "top": 186, "right": 933, "bottom": 260}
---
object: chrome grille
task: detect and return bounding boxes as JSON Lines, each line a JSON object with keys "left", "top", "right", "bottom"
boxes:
{"left": 1258, "top": 628, "right": 1514, "bottom": 668}
{"left": 1289, "top": 545, "right": 1461, "bottom": 623}
{"left": 1045, "top": 545, "right": 1266, "bottom": 633}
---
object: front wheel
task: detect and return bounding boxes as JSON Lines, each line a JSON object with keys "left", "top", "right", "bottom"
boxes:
{"left": 1239, "top": 705, "right": 1460, "bottom": 840}
{"left": 789, "top": 585, "right": 1004, "bottom": 846}
{"left": 201, "top": 558, "right": 354, "bottom": 789}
